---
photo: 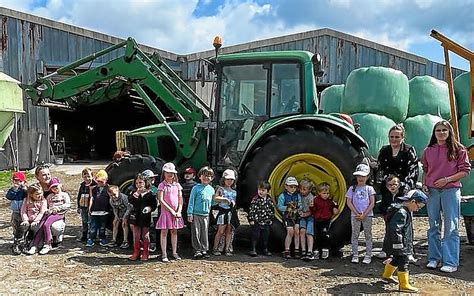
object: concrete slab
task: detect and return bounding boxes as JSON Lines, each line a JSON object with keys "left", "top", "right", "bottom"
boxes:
{"left": 50, "top": 161, "right": 110, "bottom": 176}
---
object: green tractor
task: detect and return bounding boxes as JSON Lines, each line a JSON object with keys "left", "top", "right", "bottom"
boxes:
{"left": 24, "top": 37, "right": 368, "bottom": 248}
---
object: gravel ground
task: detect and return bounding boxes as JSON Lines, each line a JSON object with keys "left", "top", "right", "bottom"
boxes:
{"left": 0, "top": 164, "right": 473, "bottom": 294}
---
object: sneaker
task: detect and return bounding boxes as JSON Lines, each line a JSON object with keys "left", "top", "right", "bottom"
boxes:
{"left": 249, "top": 250, "right": 258, "bottom": 257}
{"left": 26, "top": 246, "right": 37, "bottom": 255}
{"left": 212, "top": 249, "right": 222, "bottom": 256}
{"left": 294, "top": 249, "right": 301, "bottom": 259}
{"left": 12, "top": 244, "right": 22, "bottom": 255}
{"left": 283, "top": 250, "right": 291, "bottom": 259}
{"left": 107, "top": 241, "right": 118, "bottom": 247}
{"left": 375, "top": 251, "right": 387, "bottom": 259}
{"left": 440, "top": 265, "right": 457, "bottom": 273}
{"left": 120, "top": 242, "right": 130, "bottom": 249}
{"left": 193, "top": 251, "right": 203, "bottom": 259}
{"left": 99, "top": 239, "right": 108, "bottom": 247}
{"left": 225, "top": 250, "right": 233, "bottom": 257}
{"left": 408, "top": 254, "right": 418, "bottom": 263}
{"left": 202, "top": 252, "right": 210, "bottom": 259}
{"left": 263, "top": 249, "right": 272, "bottom": 256}
{"left": 322, "top": 249, "right": 330, "bottom": 259}
{"left": 162, "top": 257, "right": 169, "bottom": 263}
{"left": 86, "top": 239, "right": 94, "bottom": 247}
{"left": 172, "top": 253, "right": 182, "bottom": 260}
{"left": 351, "top": 256, "right": 359, "bottom": 264}
{"left": 301, "top": 250, "right": 307, "bottom": 257}
{"left": 149, "top": 243, "right": 157, "bottom": 253}
{"left": 362, "top": 255, "right": 372, "bottom": 264}
{"left": 39, "top": 244, "right": 52, "bottom": 255}
{"left": 426, "top": 260, "right": 438, "bottom": 269}
{"left": 306, "top": 251, "right": 315, "bottom": 261}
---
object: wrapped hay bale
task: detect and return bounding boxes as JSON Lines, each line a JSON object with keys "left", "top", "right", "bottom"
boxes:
{"left": 342, "top": 67, "right": 409, "bottom": 123}
{"left": 404, "top": 114, "right": 443, "bottom": 159}
{"left": 350, "top": 113, "right": 395, "bottom": 157}
{"left": 408, "top": 76, "right": 450, "bottom": 120}
{"left": 320, "top": 84, "right": 344, "bottom": 114}
{"left": 458, "top": 114, "right": 474, "bottom": 148}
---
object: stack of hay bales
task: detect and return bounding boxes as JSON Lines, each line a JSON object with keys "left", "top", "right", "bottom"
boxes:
{"left": 320, "top": 84, "right": 344, "bottom": 114}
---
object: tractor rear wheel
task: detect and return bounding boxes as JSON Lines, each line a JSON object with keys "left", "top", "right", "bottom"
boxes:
{"left": 239, "top": 124, "right": 365, "bottom": 250}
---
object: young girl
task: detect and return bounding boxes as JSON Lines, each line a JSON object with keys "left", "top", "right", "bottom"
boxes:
{"left": 27, "top": 178, "right": 71, "bottom": 255}
{"left": 156, "top": 162, "right": 184, "bottom": 262}
{"left": 212, "top": 169, "right": 239, "bottom": 256}
{"left": 187, "top": 166, "right": 215, "bottom": 259}
{"left": 346, "top": 163, "right": 375, "bottom": 264}
{"left": 128, "top": 173, "right": 157, "bottom": 261}
{"left": 108, "top": 185, "right": 131, "bottom": 248}
{"left": 21, "top": 184, "right": 47, "bottom": 253}
{"left": 77, "top": 167, "right": 96, "bottom": 242}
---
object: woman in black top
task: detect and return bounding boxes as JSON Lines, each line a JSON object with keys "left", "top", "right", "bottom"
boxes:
{"left": 377, "top": 124, "right": 419, "bottom": 258}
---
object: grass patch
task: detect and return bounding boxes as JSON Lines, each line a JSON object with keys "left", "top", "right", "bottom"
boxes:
{"left": 0, "top": 170, "right": 34, "bottom": 190}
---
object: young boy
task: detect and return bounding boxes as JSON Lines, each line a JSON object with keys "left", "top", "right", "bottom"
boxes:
{"left": 248, "top": 181, "right": 274, "bottom": 257}
{"left": 382, "top": 189, "right": 427, "bottom": 293}
{"left": 77, "top": 168, "right": 96, "bottom": 242}
{"left": 298, "top": 178, "right": 315, "bottom": 260}
{"left": 310, "top": 182, "right": 339, "bottom": 259}
{"left": 277, "top": 176, "right": 302, "bottom": 259}
{"left": 187, "top": 166, "right": 215, "bottom": 259}
{"left": 142, "top": 169, "right": 159, "bottom": 252}
{"left": 108, "top": 185, "right": 131, "bottom": 248}
{"left": 87, "top": 169, "right": 110, "bottom": 247}
{"left": 181, "top": 167, "right": 197, "bottom": 224}
{"left": 6, "top": 171, "right": 27, "bottom": 255}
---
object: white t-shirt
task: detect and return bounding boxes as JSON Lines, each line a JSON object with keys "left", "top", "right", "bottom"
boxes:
{"left": 345, "top": 185, "right": 375, "bottom": 217}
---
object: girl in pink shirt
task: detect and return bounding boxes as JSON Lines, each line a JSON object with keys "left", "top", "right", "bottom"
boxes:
{"left": 21, "top": 184, "right": 47, "bottom": 252}
{"left": 156, "top": 162, "right": 184, "bottom": 262}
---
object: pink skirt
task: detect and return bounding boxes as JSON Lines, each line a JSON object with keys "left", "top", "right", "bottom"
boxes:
{"left": 156, "top": 210, "right": 184, "bottom": 229}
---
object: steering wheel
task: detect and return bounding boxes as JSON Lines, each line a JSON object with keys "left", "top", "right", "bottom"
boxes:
{"left": 241, "top": 103, "right": 254, "bottom": 117}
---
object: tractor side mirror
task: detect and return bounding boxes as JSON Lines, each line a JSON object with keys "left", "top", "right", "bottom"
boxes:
{"left": 312, "top": 53, "right": 324, "bottom": 78}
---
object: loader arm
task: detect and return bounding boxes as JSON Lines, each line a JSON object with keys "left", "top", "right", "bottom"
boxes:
{"left": 23, "top": 37, "right": 212, "bottom": 158}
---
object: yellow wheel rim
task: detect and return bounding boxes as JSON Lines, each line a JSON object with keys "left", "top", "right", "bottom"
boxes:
{"left": 269, "top": 153, "right": 347, "bottom": 222}
{"left": 119, "top": 179, "right": 134, "bottom": 193}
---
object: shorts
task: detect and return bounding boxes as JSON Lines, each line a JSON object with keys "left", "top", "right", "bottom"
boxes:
{"left": 299, "top": 217, "right": 314, "bottom": 236}
{"left": 284, "top": 218, "right": 299, "bottom": 228}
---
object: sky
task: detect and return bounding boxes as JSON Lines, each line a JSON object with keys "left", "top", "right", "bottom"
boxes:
{"left": 0, "top": 0, "right": 473, "bottom": 70}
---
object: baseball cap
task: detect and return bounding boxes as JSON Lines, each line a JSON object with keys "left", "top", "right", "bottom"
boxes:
{"left": 13, "top": 171, "right": 26, "bottom": 182}
{"left": 184, "top": 167, "right": 196, "bottom": 175}
{"left": 223, "top": 169, "right": 236, "bottom": 180}
{"left": 162, "top": 162, "right": 177, "bottom": 173}
{"left": 353, "top": 163, "right": 370, "bottom": 176}
{"left": 285, "top": 176, "right": 298, "bottom": 186}
{"left": 399, "top": 189, "right": 428, "bottom": 204}
{"left": 142, "top": 169, "right": 158, "bottom": 178}
{"left": 49, "top": 177, "right": 61, "bottom": 189}
{"left": 95, "top": 170, "right": 108, "bottom": 182}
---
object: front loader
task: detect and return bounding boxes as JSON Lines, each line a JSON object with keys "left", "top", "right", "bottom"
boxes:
{"left": 24, "top": 37, "right": 368, "bottom": 248}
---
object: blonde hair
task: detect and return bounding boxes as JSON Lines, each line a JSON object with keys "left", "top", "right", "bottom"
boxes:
{"left": 108, "top": 185, "right": 119, "bottom": 193}
{"left": 26, "top": 184, "right": 43, "bottom": 203}
{"left": 82, "top": 167, "right": 92, "bottom": 175}
{"left": 318, "top": 182, "right": 331, "bottom": 193}
{"left": 299, "top": 178, "right": 314, "bottom": 189}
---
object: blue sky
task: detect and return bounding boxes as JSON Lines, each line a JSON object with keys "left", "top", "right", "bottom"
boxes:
{"left": 1, "top": 0, "right": 473, "bottom": 70}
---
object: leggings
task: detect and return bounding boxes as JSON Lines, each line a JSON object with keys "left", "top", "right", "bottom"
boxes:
{"left": 33, "top": 214, "right": 64, "bottom": 246}
{"left": 131, "top": 224, "right": 150, "bottom": 243}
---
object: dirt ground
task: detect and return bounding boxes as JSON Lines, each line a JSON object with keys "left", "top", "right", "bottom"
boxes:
{"left": 0, "top": 164, "right": 473, "bottom": 294}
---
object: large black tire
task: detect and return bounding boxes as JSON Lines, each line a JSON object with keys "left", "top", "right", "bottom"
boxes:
{"left": 105, "top": 154, "right": 165, "bottom": 191}
{"left": 239, "top": 124, "right": 364, "bottom": 251}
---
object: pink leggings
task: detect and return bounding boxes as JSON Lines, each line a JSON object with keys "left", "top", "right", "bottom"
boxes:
{"left": 131, "top": 224, "right": 149, "bottom": 243}
{"left": 33, "top": 214, "right": 64, "bottom": 246}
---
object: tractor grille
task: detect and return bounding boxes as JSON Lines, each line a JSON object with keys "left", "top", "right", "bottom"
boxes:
{"left": 126, "top": 135, "right": 149, "bottom": 155}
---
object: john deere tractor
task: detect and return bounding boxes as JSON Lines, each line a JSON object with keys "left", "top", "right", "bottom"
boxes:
{"left": 24, "top": 37, "right": 368, "bottom": 248}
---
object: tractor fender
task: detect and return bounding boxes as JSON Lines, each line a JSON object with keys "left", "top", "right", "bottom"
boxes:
{"left": 239, "top": 113, "right": 368, "bottom": 172}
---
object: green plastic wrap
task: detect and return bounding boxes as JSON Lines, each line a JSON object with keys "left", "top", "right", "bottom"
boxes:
{"left": 320, "top": 84, "right": 344, "bottom": 114}
{"left": 454, "top": 72, "right": 471, "bottom": 117}
{"left": 350, "top": 113, "right": 395, "bottom": 157}
{"left": 404, "top": 114, "right": 443, "bottom": 158}
{"left": 342, "top": 67, "right": 409, "bottom": 123}
{"left": 408, "top": 76, "right": 450, "bottom": 119}
{"left": 458, "top": 114, "right": 474, "bottom": 147}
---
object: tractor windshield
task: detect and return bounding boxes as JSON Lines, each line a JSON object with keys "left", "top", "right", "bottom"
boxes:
{"left": 217, "top": 62, "right": 302, "bottom": 167}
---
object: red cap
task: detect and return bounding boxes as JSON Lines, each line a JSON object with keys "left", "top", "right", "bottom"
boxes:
{"left": 13, "top": 171, "right": 26, "bottom": 182}
{"left": 184, "top": 167, "right": 196, "bottom": 175}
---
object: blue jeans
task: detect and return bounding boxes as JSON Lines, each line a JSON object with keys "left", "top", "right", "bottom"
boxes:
{"left": 427, "top": 187, "right": 461, "bottom": 267}
{"left": 80, "top": 208, "right": 89, "bottom": 235}
{"left": 89, "top": 215, "right": 107, "bottom": 240}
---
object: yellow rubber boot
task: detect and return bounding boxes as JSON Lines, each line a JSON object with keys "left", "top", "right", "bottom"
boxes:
{"left": 398, "top": 271, "right": 419, "bottom": 293}
{"left": 382, "top": 263, "right": 398, "bottom": 284}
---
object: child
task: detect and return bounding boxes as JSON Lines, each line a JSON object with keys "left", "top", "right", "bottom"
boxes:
{"left": 6, "top": 171, "right": 27, "bottom": 255}
{"left": 346, "top": 163, "right": 375, "bottom": 264}
{"left": 277, "top": 176, "right": 302, "bottom": 259}
{"left": 21, "top": 184, "right": 47, "bottom": 252}
{"left": 187, "top": 166, "right": 215, "bottom": 259}
{"left": 156, "top": 162, "right": 184, "bottom": 262}
{"left": 87, "top": 170, "right": 110, "bottom": 248}
{"left": 248, "top": 181, "right": 274, "bottom": 257}
{"left": 27, "top": 177, "right": 71, "bottom": 255}
{"left": 77, "top": 167, "right": 96, "bottom": 242}
{"left": 310, "top": 182, "right": 339, "bottom": 259}
{"left": 212, "top": 169, "right": 239, "bottom": 256}
{"left": 377, "top": 174, "right": 403, "bottom": 259}
{"left": 128, "top": 173, "right": 157, "bottom": 261}
{"left": 181, "top": 167, "right": 197, "bottom": 224}
{"left": 108, "top": 185, "right": 131, "bottom": 248}
{"left": 382, "top": 189, "right": 427, "bottom": 293}
{"left": 298, "top": 178, "right": 315, "bottom": 260}
{"left": 142, "top": 169, "right": 159, "bottom": 253}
